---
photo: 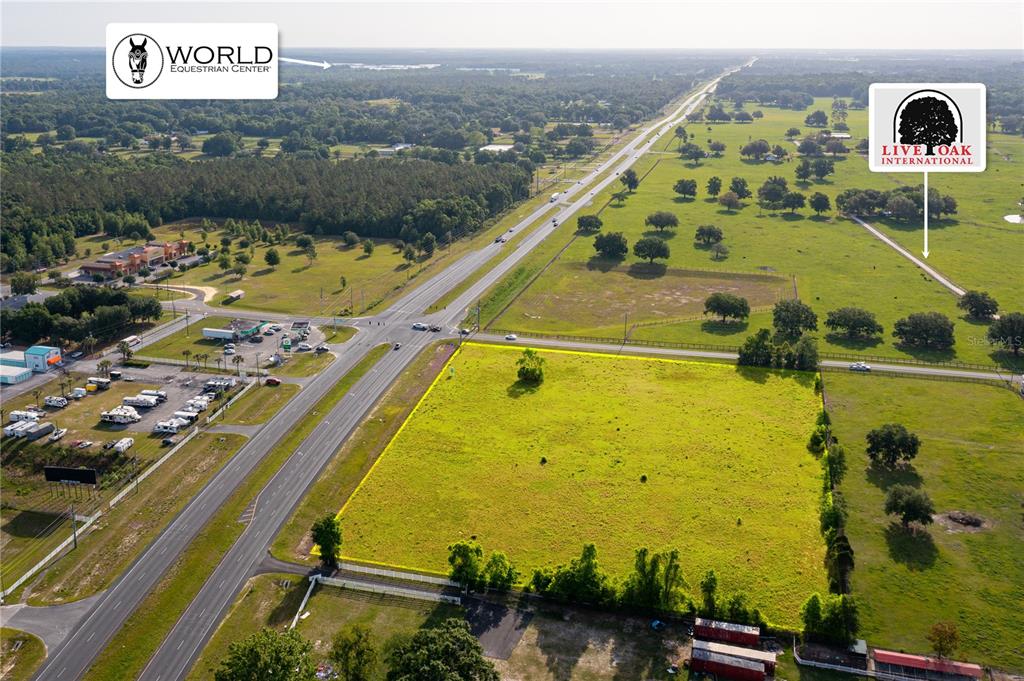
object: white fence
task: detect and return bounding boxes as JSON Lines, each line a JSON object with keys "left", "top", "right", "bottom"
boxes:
{"left": 338, "top": 561, "right": 458, "bottom": 588}
{"left": 0, "top": 511, "right": 102, "bottom": 600}
{"left": 108, "top": 426, "right": 200, "bottom": 509}
{"left": 317, "top": 575, "right": 461, "bottom": 605}
{"left": 205, "top": 380, "right": 257, "bottom": 424}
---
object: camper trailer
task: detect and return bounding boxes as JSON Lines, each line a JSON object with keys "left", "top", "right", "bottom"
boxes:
{"left": 8, "top": 410, "right": 40, "bottom": 423}
{"left": 44, "top": 396, "right": 69, "bottom": 409}
{"left": 140, "top": 390, "right": 168, "bottom": 402}
{"left": 101, "top": 406, "right": 141, "bottom": 424}
{"left": 113, "top": 437, "right": 134, "bottom": 453}
{"left": 173, "top": 410, "right": 200, "bottom": 423}
{"left": 4, "top": 421, "right": 35, "bottom": 438}
{"left": 123, "top": 395, "right": 160, "bottom": 408}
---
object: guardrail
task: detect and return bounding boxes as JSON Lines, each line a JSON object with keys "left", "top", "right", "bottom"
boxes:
{"left": 338, "top": 561, "right": 458, "bottom": 588}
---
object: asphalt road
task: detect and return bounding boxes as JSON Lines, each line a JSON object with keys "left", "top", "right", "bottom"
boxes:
{"left": 473, "top": 333, "right": 1020, "bottom": 384}
{"left": 32, "top": 65, "right": 747, "bottom": 681}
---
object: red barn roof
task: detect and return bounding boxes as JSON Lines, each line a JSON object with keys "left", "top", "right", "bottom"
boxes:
{"left": 873, "top": 650, "right": 983, "bottom": 678}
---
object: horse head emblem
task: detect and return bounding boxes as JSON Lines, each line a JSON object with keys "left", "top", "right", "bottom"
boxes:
{"left": 128, "top": 38, "right": 148, "bottom": 84}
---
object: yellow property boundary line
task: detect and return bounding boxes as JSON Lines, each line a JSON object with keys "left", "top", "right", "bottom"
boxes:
{"left": 324, "top": 342, "right": 817, "bottom": 564}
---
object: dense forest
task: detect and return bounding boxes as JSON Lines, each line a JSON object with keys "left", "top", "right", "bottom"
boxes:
{"left": 716, "top": 52, "right": 1023, "bottom": 126}
{"left": 0, "top": 152, "right": 531, "bottom": 270}
{"left": 0, "top": 50, "right": 733, "bottom": 144}
{"left": 0, "top": 50, "right": 737, "bottom": 272}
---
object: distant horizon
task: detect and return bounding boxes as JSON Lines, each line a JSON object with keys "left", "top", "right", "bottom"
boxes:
{"left": 2, "top": 1, "right": 1021, "bottom": 50}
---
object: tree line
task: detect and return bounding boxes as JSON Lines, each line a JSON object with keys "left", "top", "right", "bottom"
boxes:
{"left": 1, "top": 153, "right": 531, "bottom": 271}
{"left": 0, "top": 284, "right": 163, "bottom": 347}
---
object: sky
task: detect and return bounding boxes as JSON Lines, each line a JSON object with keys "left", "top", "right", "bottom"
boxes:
{"left": 1, "top": 0, "right": 1022, "bottom": 50}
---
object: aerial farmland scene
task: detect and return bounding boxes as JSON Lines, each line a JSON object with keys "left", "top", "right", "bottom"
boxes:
{"left": 0, "top": 2, "right": 1021, "bottom": 681}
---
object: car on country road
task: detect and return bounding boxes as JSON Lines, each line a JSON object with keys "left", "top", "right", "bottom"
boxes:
{"left": 412, "top": 322, "right": 428, "bottom": 330}
{"left": 393, "top": 342, "right": 402, "bottom": 350}
{"left": 314, "top": 345, "right": 329, "bottom": 353}
{"left": 265, "top": 377, "right": 281, "bottom": 386}
{"left": 460, "top": 328, "right": 471, "bottom": 335}
{"left": 849, "top": 362, "right": 872, "bottom": 372}
{"left": 494, "top": 236, "right": 503, "bottom": 243}
{"left": 505, "top": 334, "right": 518, "bottom": 341}
{"left": 224, "top": 347, "right": 236, "bottom": 355}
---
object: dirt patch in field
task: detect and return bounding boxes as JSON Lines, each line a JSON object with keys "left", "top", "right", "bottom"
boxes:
{"left": 506, "top": 264, "right": 790, "bottom": 331}
{"left": 936, "top": 511, "right": 992, "bottom": 534}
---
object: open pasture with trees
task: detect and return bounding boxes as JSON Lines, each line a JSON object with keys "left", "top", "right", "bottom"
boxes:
{"left": 824, "top": 372, "right": 1024, "bottom": 669}
{"left": 338, "top": 343, "right": 826, "bottom": 626}
{"left": 487, "top": 95, "right": 1022, "bottom": 369}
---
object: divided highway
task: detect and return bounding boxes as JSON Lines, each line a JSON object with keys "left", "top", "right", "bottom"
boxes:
{"left": 31, "top": 63, "right": 748, "bottom": 681}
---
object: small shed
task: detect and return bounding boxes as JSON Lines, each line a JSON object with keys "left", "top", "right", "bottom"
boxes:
{"left": 694, "top": 617, "right": 760, "bottom": 646}
{"left": 24, "top": 346, "right": 62, "bottom": 372}
{"left": 692, "top": 639, "right": 777, "bottom": 674}
{"left": 873, "top": 649, "right": 983, "bottom": 681}
{"left": 691, "top": 646, "right": 765, "bottom": 681}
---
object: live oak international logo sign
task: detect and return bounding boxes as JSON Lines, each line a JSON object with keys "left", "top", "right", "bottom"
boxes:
{"left": 107, "top": 23, "right": 278, "bottom": 99}
{"left": 868, "top": 83, "right": 986, "bottom": 173}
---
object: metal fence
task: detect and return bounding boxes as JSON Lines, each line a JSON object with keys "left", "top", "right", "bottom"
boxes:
{"left": 317, "top": 575, "right": 461, "bottom": 605}
{"left": 338, "top": 561, "right": 458, "bottom": 588}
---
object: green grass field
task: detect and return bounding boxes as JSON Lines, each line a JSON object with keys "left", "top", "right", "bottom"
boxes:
{"left": 1, "top": 628, "right": 46, "bottom": 681}
{"left": 217, "top": 383, "right": 300, "bottom": 425}
{"left": 825, "top": 372, "right": 1023, "bottom": 669}
{"left": 338, "top": 343, "right": 826, "bottom": 626}
{"left": 187, "top": 575, "right": 460, "bottom": 681}
{"left": 486, "top": 98, "right": 1022, "bottom": 369}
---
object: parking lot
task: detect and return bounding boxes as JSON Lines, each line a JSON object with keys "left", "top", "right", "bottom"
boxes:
{"left": 3, "top": 370, "right": 243, "bottom": 457}
{"left": 138, "top": 318, "right": 327, "bottom": 375}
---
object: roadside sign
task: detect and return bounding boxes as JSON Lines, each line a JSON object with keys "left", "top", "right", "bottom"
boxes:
{"left": 868, "top": 83, "right": 986, "bottom": 173}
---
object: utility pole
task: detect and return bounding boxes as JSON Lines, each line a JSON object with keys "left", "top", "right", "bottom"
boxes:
{"left": 71, "top": 503, "right": 78, "bottom": 550}
{"left": 255, "top": 352, "right": 262, "bottom": 385}
{"left": 624, "top": 311, "right": 628, "bottom": 341}
{"left": 185, "top": 310, "right": 191, "bottom": 337}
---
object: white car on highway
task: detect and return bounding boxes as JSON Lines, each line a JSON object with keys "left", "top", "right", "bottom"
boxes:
{"left": 412, "top": 322, "right": 428, "bottom": 330}
{"left": 505, "top": 334, "right": 518, "bottom": 341}
{"left": 849, "top": 362, "right": 872, "bottom": 372}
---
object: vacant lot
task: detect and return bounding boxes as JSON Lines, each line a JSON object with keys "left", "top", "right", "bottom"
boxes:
{"left": 825, "top": 372, "right": 1023, "bottom": 669}
{"left": 501, "top": 264, "right": 791, "bottom": 336}
{"left": 487, "top": 98, "right": 1021, "bottom": 369}
{"left": 218, "top": 382, "right": 300, "bottom": 425}
{"left": 339, "top": 343, "right": 826, "bottom": 626}
{"left": 1, "top": 627, "right": 45, "bottom": 681}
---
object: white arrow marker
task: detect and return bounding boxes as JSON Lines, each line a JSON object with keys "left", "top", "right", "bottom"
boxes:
{"left": 280, "top": 57, "right": 331, "bottom": 70}
{"left": 922, "top": 171, "right": 930, "bottom": 258}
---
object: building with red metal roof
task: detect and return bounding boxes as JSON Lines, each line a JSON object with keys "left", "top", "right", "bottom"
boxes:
{"left": 873, "top": 649, "right": 983, "bottom": 681}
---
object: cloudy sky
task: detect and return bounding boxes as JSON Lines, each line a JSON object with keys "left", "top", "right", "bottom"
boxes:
{"left": 2, "top": 0, "right": 1021, "bottom": 50}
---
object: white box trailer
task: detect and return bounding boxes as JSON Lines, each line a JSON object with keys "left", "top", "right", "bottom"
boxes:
{"left": 101, "top": 406, "right": 141, "bottom": 424}
{"left": 173, "top": 410, "right": 200, "bottom": 422}
{"left": 124, "top": 395, "right": 159, "bottom": 408}
{"left": 44, "top": 396, "right": 69, "bottom": 408}
{"left": 113, "top": 437, "right": 134, "bottom": 453}
{"left": 184, "top": 400, "right": 208, "bottom": 412}
{"left": 4, "top": 421, "right": 35, "bottom": 437}
{"left": 139, "top": 390, "right": 168, "bottom": 402}
{"left": 202, "top": 327, "right": 236, "bottom": 341}
{"left": 24, "top": 422, "right": 55, "bottom": 441}
{"left": 9, "top": 410, "right": 40, "bottom": 423}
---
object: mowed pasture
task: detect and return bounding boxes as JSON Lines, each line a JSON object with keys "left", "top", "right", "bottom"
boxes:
{"left": 825, "top": 372, "right": 1024, "bottom": 670}
{"left": 338, "top": 343, "right": 827, "bottom": 626}
{"left": 490, "top": 98, "right": 1022, "bottom": 369}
